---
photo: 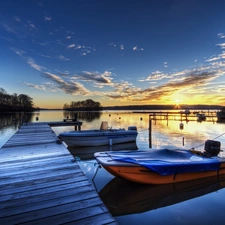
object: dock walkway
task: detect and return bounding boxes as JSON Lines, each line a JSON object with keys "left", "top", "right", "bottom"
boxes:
{"left": 0, "top": 122, "right": 117, "bottom": 224}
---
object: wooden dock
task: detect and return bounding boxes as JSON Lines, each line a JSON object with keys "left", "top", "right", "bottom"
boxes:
{"left": 0, "top": 122, "right": 117, "bottom": 224}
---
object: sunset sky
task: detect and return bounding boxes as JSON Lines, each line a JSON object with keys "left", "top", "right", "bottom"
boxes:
{"left": 1, "top": 0, "right": 225, "bottom": 109}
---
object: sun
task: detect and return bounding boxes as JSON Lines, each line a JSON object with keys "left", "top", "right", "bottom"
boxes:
{"left": 173, "top": 98, "right": 182, "bottom": 109}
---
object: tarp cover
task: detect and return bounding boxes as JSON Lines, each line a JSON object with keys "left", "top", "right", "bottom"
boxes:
{"left": 110, "top": 149, "right": 221, "bottom": 175}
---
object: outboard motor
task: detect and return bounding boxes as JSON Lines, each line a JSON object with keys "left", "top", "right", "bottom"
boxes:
{"left": 204, "top": 140, "right": 221, "bottom": 156}
{"left": 128, "top": 126, "right": 137, "bottom": 131}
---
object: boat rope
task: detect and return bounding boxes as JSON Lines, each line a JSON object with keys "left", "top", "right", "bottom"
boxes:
{"left": 71, "top": 156, "right": 81, "bottom": 162}
{"left": 92, "top": 163, "right": 102, "bottom": 181}
{"left": 92, "top": 163, "right": 102, "bottom": 191}
{"left": 193, "top": 132, "right": 225, "bottom": 149}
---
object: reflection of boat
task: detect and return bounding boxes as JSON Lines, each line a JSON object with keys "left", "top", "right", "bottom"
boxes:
{"left": 94, "top": 140, "right": 225, "bottom": 184}
{"left": 99, "top": 175, "right": 225, "bottom": 216}
{"left": 68, "top": 141, "right": 138, "bottom": 160}
{"left": 59, "top": 121, "right": 138, "bottom": 147}
{"left": 196, "top": 113, "right": 206, "bottom": 121}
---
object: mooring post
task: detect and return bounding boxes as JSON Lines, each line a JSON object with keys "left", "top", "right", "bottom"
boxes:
{"left": 149, "top": 117, "right": 152, "bottom": 148}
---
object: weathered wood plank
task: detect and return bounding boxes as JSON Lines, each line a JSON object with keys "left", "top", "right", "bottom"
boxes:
{"left": 2, "top": 204, "right": 110, "bottom": 225}
{"left": 66, "top": 212, "right": 118, "bottom": 225}
{"left": 0, "top": 182, "right": 94, "bottom": 208}
{"left": 0, "top": 154, "right": 73, "bottom": 170}
{"left": 0, "top": 172, "right": 86, "bottom": 195}
{"left": 1, "top": 190, "right": 98, "bottom": 217}
{"left": 0, "top": 166, "right": 81, "bottom": 186}
{"left": 0, "top": 155, "right": 75, "bottom": 173}
{"left": 0, "top": 122, "right": 117, "bottom": 225}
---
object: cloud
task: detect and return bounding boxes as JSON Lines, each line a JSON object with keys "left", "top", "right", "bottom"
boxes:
{"left": 0, "top": 21, "right": 18, "bottom": 35}
{"left": 11, "top": 48, "right": 46, "bottom": 72}
{"left": 206, "top": 52, "right": 225, "bottom": 62}
{"left": 68, "top": 44, "right": 75, "bottom": 48}
{"left": 27, "top": 21, "right": 38, "bottom": 32}
{"left": 105, "top": 66, "right": 221, "bottom": 103}
{"left": 38, "top": 53, "right": 54, "bottom": 59}
{"left": 14, "top": 16, "right": 21, "bottom": 22}
{"left": 72, "top": 71, "right": 114, "bottom": 85}
{"left": 23, "top": 82, "right": 58, "bottom": 92}
{"left": 133, "top": 46, "right": 144, "bottom": 51}
{"left": 44, "top": 16, "right": 52, "bottom": 21}
{"left": 10, "top": 47, "right": 26, "bottom": 57}
{"left": 27, "top": 58, "right": 46, "bottom": 71}
{"left": 218, "top": 33, "right": 225, "bottom": 39}
{"left": 42, "top": 72, "right": 89, "bottom": 95}
{"left": 139, "top": 71, "right": 168, "bottom": 82}
{"left": 216, "top": 43, "right": 225, "bottom": 49}
{"left": 58, "top": 55, "right": 70, "bottom": 61}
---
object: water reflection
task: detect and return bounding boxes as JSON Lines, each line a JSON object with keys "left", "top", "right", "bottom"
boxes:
{"left": 63, "top": 111, "right": 102, "bottom": 122}
{"left": 68, "top": 141, "right": 138, "bottom": 160}
{"left": 99, "top": 175, "right": 225, "bottom": 217}
{"left": 0, "top": 112, "right": 34, "bottom": 131}
{"left": 0, "top": 112, "right": 35, "bottom": 148}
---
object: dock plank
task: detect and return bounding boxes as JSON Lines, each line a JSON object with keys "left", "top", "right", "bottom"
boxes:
{"left": 0, "top": 122, "right": 117, "bottom": 225}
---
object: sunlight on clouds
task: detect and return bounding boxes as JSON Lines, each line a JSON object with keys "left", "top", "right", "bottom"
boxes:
{"left": 3, "top": 3, "right": 225, "bottom": 108}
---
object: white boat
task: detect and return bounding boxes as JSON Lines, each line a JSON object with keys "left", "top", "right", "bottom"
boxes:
{"left": 59, "top": 121, "right": 138, "bottom": 147}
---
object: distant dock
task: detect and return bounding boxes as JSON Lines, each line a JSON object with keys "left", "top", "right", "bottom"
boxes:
{"left": 0, "top": 122, "right": 117, "bottom": 224}
{"left": 140, "top": 110, "right": 219, "bottom": 122}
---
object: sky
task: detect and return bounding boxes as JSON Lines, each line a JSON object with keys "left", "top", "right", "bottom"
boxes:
{"left": 1, "top": 0, "right": 225, "bottom": 109}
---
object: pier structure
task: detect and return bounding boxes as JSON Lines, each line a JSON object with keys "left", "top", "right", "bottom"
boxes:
{"left": 147, "top": 110, "right": 218, "bottom": 122}
{"left": 0, "top": 122, "right": 117, "bottom": 224}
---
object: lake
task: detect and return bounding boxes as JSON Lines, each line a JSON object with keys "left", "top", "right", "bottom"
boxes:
{"left": 1, "top": 110, "right": 225, "bottom": 225}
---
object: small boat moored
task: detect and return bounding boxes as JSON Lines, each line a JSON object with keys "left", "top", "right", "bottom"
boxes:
{"left": 94, "top": 140, "right": 225, "bottom": 185}
{"left": 59, "top": 121, "right": 138, "bottom": 147}
{"left": 196, "top": 113, "right": 206, "bottom": 121}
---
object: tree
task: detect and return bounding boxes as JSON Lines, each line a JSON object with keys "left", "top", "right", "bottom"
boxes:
{"left": 63, "top": 99, "right": 102, "bottom": 111}
{"left": 0, "top": 87, "right": 35, "bottom": 112}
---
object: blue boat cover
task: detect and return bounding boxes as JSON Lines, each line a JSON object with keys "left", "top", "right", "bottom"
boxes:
{"left": 110, "top": 149, "right": 221, "bottom": 176}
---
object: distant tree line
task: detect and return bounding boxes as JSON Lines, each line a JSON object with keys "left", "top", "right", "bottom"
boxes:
{"left": 0, "top": 88, "right": 35, "bottom": 112}
{"left": 63, "top": 99, "right": 103, "bottom": 111}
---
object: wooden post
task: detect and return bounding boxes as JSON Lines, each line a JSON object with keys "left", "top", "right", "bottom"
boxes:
{"left": 149, "top": 118, "right": 152, "bottom": 148}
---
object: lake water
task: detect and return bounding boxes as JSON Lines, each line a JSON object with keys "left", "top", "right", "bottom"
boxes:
{"left": 1, "top": 110, "right": 225, "bottom": 225}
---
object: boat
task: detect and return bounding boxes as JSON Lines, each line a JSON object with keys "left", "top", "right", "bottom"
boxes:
{"left": 59, "top": 121, "right": 138, "bottom": 147}
{"left": 94, "top": 140, "right": 225, "bottom": 184}
{"left": 217, "top": 107, "right": 225, "bottom": 122}
{"left": 99, "top": 175, "right": 225, "bottom": 216}
{"left": 196, "top": 113, "right": 206, "bottom": 121}
{"left": 180, "top": 109, "right": 191, "bottom": 114}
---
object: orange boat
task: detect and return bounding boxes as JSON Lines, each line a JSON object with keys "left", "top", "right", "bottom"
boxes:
{"left": 94, "top": 140, "right": 225, "bottom": 184}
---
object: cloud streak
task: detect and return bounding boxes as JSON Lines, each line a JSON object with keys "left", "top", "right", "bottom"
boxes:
{"left": 42, "top": 72, "right": 90, "bottom": 95}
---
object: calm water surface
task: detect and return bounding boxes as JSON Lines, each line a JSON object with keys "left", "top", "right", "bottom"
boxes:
{"left": 1, "top": 110, "right": 225, "bottom": 225}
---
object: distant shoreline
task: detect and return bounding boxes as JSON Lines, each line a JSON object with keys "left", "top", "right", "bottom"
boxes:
{"left": 37, "top": 104, "right": 224, "bottom": 111}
